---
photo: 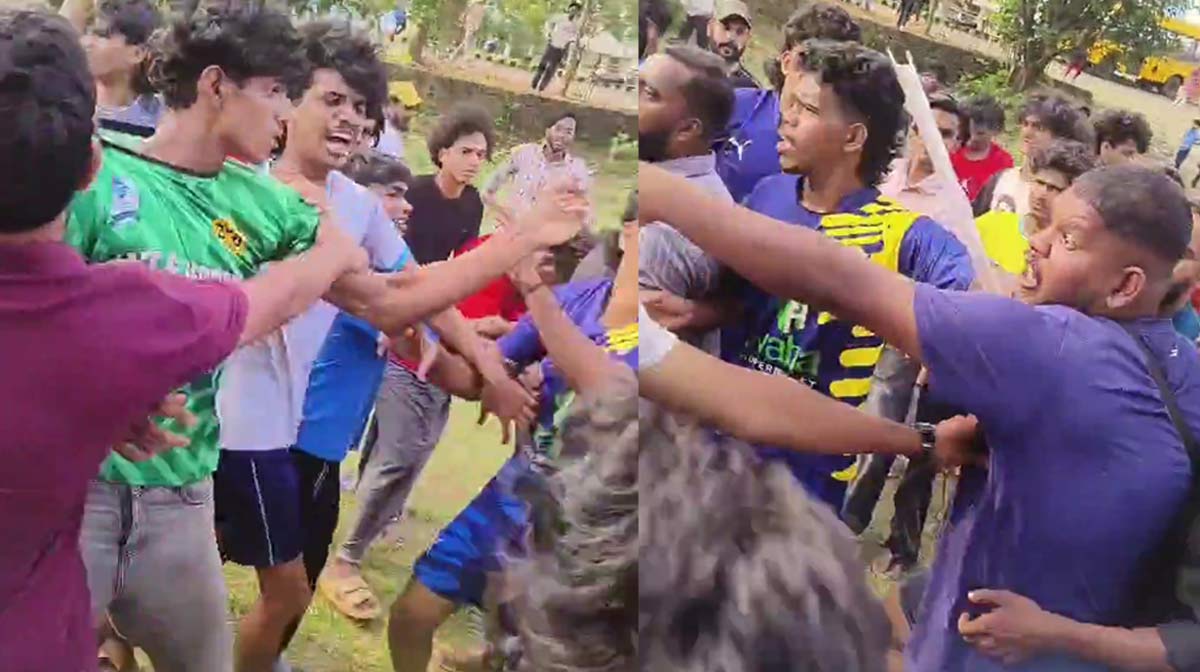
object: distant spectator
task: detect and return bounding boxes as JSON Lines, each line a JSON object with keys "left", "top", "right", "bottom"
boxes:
{"left": 1092, "top": 108, "right": 1152, "bottom": 166}
{"left": 1175, "top": 118, "right": 1200, "bottom": 170}
{"left": 952, "top": 95, "right": 1014, "bottom": 201}
{"left": 678, "top": 0, "right": 715, "bottom": 49}
{"left": 640, "top": 0, "right": 672, "bottom": 60}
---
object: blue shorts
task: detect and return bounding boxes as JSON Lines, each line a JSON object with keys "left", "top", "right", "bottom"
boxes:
{"left": 214, "top": 449, "right": 303, "bottom": 568}
{"left": 412, "top": 454, "right": 532, "bottom": 607}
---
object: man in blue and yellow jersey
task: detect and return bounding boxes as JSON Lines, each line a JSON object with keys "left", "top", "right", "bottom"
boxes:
{"left": 725, "top": 40, "right": 974, "bottom": 510}
{"left": 714, "top": 3, "right": 861, "bottom": 203}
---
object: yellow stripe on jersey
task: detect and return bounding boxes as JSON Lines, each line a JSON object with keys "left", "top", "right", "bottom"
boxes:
{"left": 829, "top": 377, "right": 873, "bottom": 400}
{"left": 851, "top": 325, "right": 874, "bottom": 338}
{"left": 840, "top": 345, "right": 884, "bottom": 368}
{"left": 604, "top": 323, "right": 639, "bottom": 354}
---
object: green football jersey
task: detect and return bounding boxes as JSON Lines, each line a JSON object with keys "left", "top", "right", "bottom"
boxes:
{"left": 66, "top": 134, "right": 319, "bottom": 487}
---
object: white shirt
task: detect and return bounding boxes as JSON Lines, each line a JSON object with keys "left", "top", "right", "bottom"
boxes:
{"left": 216, "top": 171, "right": 409, "bottom": 452}
{"left": 375, "top": 121, "right": 406, "bottom": 160}
{"left": 989, "top": 167, "right": 1031, "bottom": 219}
{"left": 547, "top": 14, "right": 580, "bottom": 49}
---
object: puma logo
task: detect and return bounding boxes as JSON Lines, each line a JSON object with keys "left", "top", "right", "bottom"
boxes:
{"left": 727, "top": 137, "right": 753, "bottom": 161}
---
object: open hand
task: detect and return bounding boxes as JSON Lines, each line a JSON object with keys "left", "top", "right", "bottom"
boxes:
{"left": 518, "top": 176, "right": 589, "bottom": 248}
{"left": 115, "top": 393, "right": 195, "bottom": 462}
{"left": 958, "top": 589, "right": 1063, "bottom": 666}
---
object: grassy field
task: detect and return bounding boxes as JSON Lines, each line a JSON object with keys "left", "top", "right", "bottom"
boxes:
{"left": 217, "top": 118, "right": 634, "bottom": 672}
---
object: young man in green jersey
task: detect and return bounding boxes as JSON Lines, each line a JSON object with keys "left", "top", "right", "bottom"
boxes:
{"left": 67, "top": 7, "right": 584, "bottom": 671}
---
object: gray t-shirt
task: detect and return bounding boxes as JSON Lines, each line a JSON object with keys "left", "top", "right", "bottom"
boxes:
{"left": 638, "top": 153, "right": 733, "bottom": 353}
{"left": 96, "top": 94, "right": 164, "bottom": 137}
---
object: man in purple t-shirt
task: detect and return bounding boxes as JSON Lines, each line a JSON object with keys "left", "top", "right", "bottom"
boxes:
{"left": 0, "top": 11, "right": 365, "bottom": 671}
{"left": 639, "top": 154, "right": 1200, "bottom": 672}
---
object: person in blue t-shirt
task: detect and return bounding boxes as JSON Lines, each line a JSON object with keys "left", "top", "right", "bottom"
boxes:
{"left": 714, "top": 2, "right": 862, "bottom": 203}
{"left": 642, "top": 117, "right": 1200, "bottom": 672}
{"left": 385, "top": 224, "right": 638, "bottom": 672}
{"left": 718, "top": 41, "right": 974, "bottom": 510}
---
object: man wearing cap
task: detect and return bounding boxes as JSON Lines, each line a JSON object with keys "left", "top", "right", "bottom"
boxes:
{"left": 707, "top": 0, "right": 759, "bottom": 89}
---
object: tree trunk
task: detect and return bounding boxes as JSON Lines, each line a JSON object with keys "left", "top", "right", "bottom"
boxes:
{"left": 410, "top": 24, "right": 428, "bottom": 64}
{"left": 560, "top": 0, "right": 593, "bottom": 98}
{"left": 1008, "top": 57, "right": 1052, "bottom": 91}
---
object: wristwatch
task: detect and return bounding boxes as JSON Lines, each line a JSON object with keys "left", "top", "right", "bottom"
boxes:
{"left": 914, "top": 422, "right": 938, "bottom": 455}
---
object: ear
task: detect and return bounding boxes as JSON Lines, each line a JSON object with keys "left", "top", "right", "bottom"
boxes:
{"left": 675, "top": 117, "right": 704, "bottom": 145}
{"left": 196, "top": 65, "right": 226, "bottom": 106}
{"left": 1105, "top": 265, "right": 1148, "bottom": 311}
{"left": 844, "top": 121, "right": 868, "bottom": 157}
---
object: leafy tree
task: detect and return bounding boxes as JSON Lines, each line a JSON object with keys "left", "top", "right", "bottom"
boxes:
{"left": 995, "top": 0, "right": 1192, "bottom": 90}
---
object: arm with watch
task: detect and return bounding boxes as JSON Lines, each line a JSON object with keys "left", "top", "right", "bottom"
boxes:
{"left": 639, "top": 308, "right": 953, "bottom": 459}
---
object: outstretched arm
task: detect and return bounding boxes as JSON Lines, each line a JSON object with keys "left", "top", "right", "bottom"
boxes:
{"left": 639, "top": 163, "right": 923, "bottom": 362}
{"left": 324, "top": 183, "right": 587, "bottom": 335}
{"left": 638, "top": 308, "right": 923, "bottom": 455}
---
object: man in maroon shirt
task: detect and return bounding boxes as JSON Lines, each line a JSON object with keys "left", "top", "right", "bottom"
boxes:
{"left": 952, "top": 95, "right": 1014, "bottom": 202}
{"left": 0, "top": 11, "right": 365, "bottom": 671}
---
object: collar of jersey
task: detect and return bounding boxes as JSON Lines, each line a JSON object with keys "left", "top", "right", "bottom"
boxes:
{"left": 793, "top": 175, "right": 883, "bottom": 216}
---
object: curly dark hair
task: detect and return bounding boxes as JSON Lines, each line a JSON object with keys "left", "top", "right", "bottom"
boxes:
{"left": 0, "top": 9, "right": 96, "bottom": 233}
{"left": 766, "top": 3, "right": 862, "bottom": 90}
{"left": 799, "top": 40, "right": 907, "bottom": 188}
{"left": 299, "top": 20, "right": 388, "bottom": 131}
{"left": 149, "top": 4, "right": 309, "bottom": 110}
{"left": 1020, "top": 93, "right": 1092, "bottom": 145}
{"left": 963, "top": 94, "right": 1005, "bottom": 132}
{"left": 426, "top": 102, "right": 494, "bottom": 168}
{"left": 1092, "top": 108, "right": 1153, "bottom": 155}
{"left": 1028, "top": 139, "right": 1097, "bottom": 183}
{"left": 639, "top": 409, "right": 891, "bottom": 672}
{"left": 512, "top": 378, "right": 639, "bottom": 672}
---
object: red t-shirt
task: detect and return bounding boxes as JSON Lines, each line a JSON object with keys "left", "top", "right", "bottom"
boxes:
{"left": 394, "top": 234, "right": 527, "bottom": 368}
{"left": 951, "top": 143, "right": 1015, "bottom": 202}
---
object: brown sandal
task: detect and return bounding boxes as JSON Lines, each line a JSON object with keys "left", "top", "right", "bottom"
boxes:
{"left": 318, "top": 573, "right": 382, "bottom": 621}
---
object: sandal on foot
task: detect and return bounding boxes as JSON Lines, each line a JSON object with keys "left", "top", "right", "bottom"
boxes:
{"left": 318, "top": 573, "right": 382, "bottom": 621}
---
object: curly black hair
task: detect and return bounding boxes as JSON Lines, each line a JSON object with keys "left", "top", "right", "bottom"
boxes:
{"left": 426, "top": 102, "right": 494, "bottom": 168}
{"left": 1092, "top": 108, "right": 1153, "bottom": 155}
{"left": 0, "top": 9, "right": 96, "bottom": 233}
{"left": 299, "top": 20, "right": 388, "bottom": 131}
{"left": 963, "top": 94, "right": 1005, "bottom": 132}
{"left": 766, "top": 3, "right": 862, "bottom": 90}
{"left": 799, "top": 40, "right": 907, "bottom": 188}
{"left": 1028, "top": 139, "right": 1097, "bottom": 183}
{"left": 1020, "top": 93, "right": 1093, "bottom": 145}
{"left": 149, "top": 4, "right": 309, "bottom": 110}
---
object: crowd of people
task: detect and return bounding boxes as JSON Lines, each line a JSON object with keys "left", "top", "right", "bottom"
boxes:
{"left": 638, "top": 1, "right": 1200, "bottom": 672}
{"left": 5, "top": 0, "right": 1200, "bottom": 671}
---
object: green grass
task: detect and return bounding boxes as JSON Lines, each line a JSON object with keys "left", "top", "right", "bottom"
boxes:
{"left": 226, "top": 402, "right": 511, "bottom": 672}
{"left": 218, "top": 122, "right": 633, "bottom": 672}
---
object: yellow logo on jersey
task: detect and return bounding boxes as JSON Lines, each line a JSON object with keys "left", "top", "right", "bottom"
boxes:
{"left": 212, "top": 218, "right": 247, "bottom": 257}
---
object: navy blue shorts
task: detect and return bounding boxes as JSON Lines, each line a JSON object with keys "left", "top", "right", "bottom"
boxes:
{"left": 412, "top": 454, "right": 532, "bottom": 607}
{"left": 214, "top": 449, "right": 303, "bottom": 569}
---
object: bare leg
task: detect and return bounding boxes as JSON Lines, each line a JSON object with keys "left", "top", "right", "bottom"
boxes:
{"left": 388, "top": 580, "right": 458, "bottom": 672}
{"left": 236, "top": 560, "right": 312, "bottom": 672}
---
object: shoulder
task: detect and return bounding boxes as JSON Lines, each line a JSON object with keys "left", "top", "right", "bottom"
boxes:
{"left": 744, "top": 173, "right": 799, "bottom": 211}
{"left": 992, "top": 145, "right": 1015, "bottom": 166}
